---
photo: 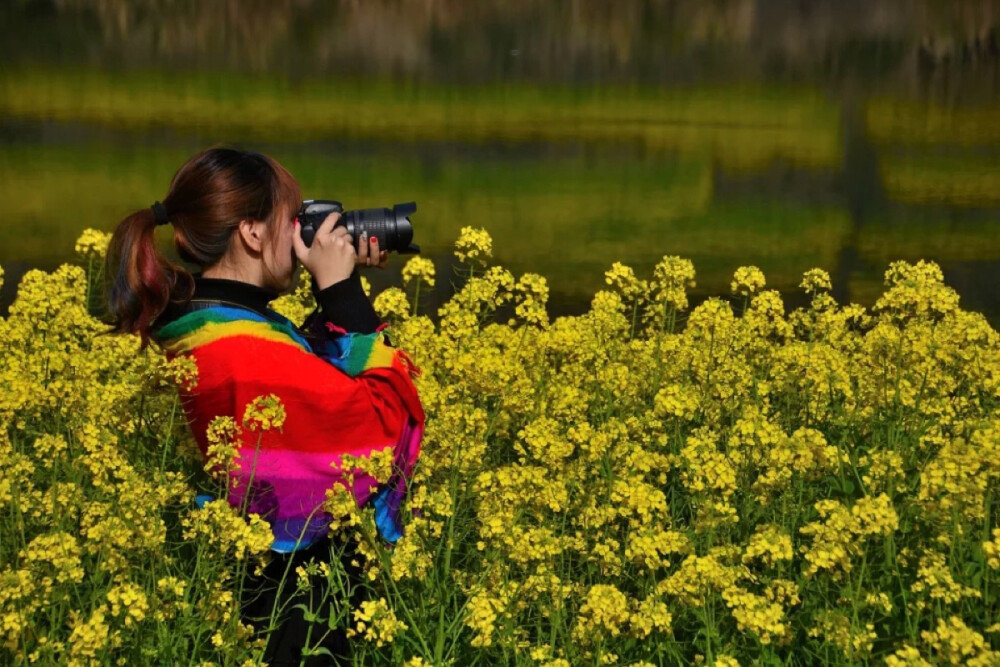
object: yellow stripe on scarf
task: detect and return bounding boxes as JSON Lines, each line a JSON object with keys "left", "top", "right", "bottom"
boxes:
{"left": 362, "top": 340, "right": 399, "bottom": 372}
{"left": 162, "top": 319, "right": 309, "bottom": 356}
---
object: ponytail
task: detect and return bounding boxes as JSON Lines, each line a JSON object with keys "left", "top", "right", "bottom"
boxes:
{"left": 103, "top": 146, "right": 302, "bottom": 348}
{"left": 105, "top": 206, "right": 193, "bottom": 348}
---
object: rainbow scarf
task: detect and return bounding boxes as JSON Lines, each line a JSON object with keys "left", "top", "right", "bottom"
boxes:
{"left": 156, "top": 304, "right": 424, "bottom": 551}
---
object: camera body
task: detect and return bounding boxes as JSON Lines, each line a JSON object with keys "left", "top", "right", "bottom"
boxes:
{"left": 296, "top": 200, "right": 420, "bottom": 254}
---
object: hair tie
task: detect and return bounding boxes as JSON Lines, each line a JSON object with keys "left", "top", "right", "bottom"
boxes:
{"left": 151, "top": 201, "right": 170, "bottom": 226}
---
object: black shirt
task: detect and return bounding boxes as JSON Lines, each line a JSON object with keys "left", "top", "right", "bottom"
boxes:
{"left": 155, "top": 268, "right": 382, "bottom": 335}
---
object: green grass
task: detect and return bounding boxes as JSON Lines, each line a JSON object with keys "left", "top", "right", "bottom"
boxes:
{"left": 0, "top": 145, "right": 190, "bottom": 262}
{"left": 0, "top": 141, "right": 891, "bottom": 312}
{"left": 858, "top": 214, "right": 1000, "bottom": 266}
{"left": 879, "top": 151, "right": 1000, "bottom": 207}
{"left": 0, "top": 142, "right": 852, "bottom": 297}
{"left": 0, "top": 67, "right": 842, "bottom": 171}
{"left": 6, "top": 138, "right": 998, "bottom": 323}
{"left": 0, "top": 142, "right": 713, "bottom": 265}
{"left": 542, "top": 199, "right": 854, "bottom": 300}
{"left": 867, "top": 97, "right": 1000, "bottom": 146}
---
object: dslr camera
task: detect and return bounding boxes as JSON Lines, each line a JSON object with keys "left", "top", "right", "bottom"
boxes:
{"left": 296, "top": 200, "right": 420, "bottom": 254}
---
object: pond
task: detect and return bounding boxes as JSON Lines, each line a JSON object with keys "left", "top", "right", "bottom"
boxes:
{"left": 1, "top": 1, "right": 998, "bottom": 325}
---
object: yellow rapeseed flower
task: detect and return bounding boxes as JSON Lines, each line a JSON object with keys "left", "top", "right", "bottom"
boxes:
{"left": 402, "top": 256, "right": 436, "bottom": 288}
{"left": 731, "top": 265, "right": 766, "bottom": 297}
{"left": 373, "top": 287, "right": 411, "bottom": 321}
{"left": 74, "top": 228, "right": 112, "bottom": 260}
{"left": 454, "top": 226, "right": 494, "bottom": 265}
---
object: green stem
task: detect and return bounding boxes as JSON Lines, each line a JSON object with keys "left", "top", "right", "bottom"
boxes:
{"left": 412, "top": 279, "right": 422, "bottom": 318}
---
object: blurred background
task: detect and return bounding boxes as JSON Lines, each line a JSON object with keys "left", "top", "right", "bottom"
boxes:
{"left": 1, "top": 0, "right": 998, "bottom": 324}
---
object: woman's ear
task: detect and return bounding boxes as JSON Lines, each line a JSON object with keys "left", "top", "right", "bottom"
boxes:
{"left": 236, "top": 219, "right": 267, "bottom": 254}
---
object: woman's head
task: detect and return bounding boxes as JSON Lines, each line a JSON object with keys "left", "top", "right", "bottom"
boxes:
{"left": 106, "top": 146, "right": 302, "bottom": 345}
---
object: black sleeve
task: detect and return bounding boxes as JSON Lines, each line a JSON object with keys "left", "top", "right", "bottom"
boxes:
{"left": 311, "top": 269, "right": 382, "bottom": 334}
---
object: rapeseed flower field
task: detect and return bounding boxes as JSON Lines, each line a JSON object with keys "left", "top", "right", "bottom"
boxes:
{"left": 1, "top": 227, "right": 997, "bottom": 665}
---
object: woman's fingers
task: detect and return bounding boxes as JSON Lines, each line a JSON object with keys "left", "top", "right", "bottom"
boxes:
{"left": 356, "top": 231, "right": 370, "bottom": 264}
{"left": 295, "top": 213, "right": 359, "bottom": 290}
{"left": 316, "top": 212, "right": 341, "bottom": 239}
{"left": 292, "top": 220, "right": 309, "bottom": 260}
{"left": 349, "top": 232, "right": 389, "bottom": 268}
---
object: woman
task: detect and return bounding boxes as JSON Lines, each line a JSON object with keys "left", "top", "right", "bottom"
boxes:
{"left": 104, "top": 146, "right": 425, "bottom": 665}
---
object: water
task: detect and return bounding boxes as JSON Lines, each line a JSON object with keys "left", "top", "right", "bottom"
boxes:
{"left": 1, "top": 1, "right": 998, "bottom": 324}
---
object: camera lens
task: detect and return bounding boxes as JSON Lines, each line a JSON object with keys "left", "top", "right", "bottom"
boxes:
{"left": 343, "top": 203, "right": 419, "bottom": 255}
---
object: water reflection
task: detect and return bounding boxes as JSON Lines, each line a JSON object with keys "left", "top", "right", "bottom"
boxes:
{"left": 0, "top": 1, "right": 998, "bottom": 325}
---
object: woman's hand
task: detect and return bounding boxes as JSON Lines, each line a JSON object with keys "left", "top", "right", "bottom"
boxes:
{"left": 293, "top": 213, "right": 390, "bottom": 290}
{"left": 293, "top": 212, "right": 357, "bottom": 290}
{"left": 356, "top": 230, "right": 389, "bottom": 270}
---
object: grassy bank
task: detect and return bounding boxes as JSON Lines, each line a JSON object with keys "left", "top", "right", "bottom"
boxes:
{"left": 0, "top": 68, "right": 842, "bottom": 171}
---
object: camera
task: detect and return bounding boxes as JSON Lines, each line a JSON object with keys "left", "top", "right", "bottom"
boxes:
{"left": 296, "top": 200, "right": 420, "bottom": 254}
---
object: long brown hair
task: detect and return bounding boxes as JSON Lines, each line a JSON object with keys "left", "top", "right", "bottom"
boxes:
{"left": 105, "top": 146, "right": 301, "bottom": 347}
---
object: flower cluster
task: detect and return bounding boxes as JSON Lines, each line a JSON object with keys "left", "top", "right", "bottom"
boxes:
{"left": 454, "top": 226, "right": 494, "bottom": 266}
{"left": 349, "top": 598, "right": 409, "bottom": 648}
{"left": 731, "top": 265, "right": 766, "bottom": 297}
{"left": 373, "top": 287, "right": 411, "bottom": 321}
{"left": 73, "top": 228, "right": 112, "bottom": 259}
{"left": 402, "top": 256, "right": 436, "bottom": 288}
